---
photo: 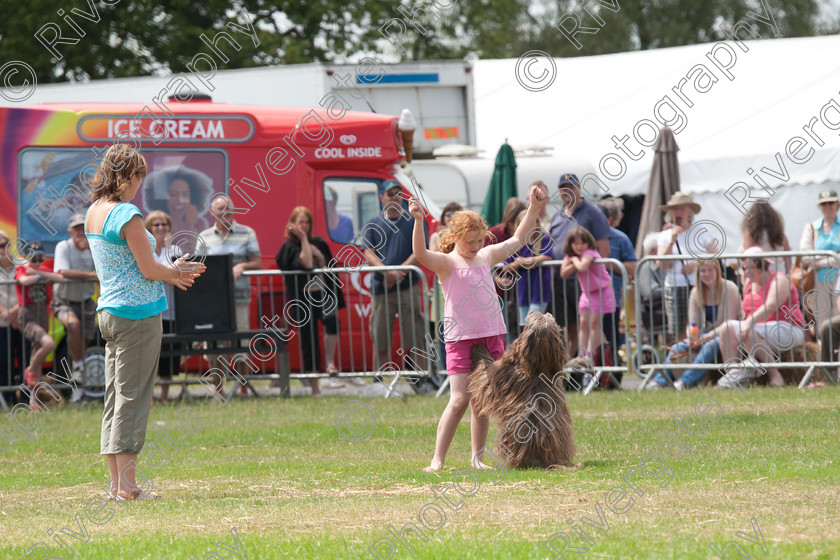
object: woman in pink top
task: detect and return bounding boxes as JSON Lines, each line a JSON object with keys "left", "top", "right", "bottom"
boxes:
{"left": 560, "top": 227, "right": 616, "bottom": 361}
{"left": 409, "top": 186, "right": 547, "bottom": 473}
{"left": 697, "top": 246, "right": 806, "bottom": 388}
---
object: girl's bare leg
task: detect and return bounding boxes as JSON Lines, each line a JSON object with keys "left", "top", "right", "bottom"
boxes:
{"left": 423, "top": 373, "right": 471, "bottom": 472}
{"left": 470, "top": 401, "right": 490, "bottom": 469}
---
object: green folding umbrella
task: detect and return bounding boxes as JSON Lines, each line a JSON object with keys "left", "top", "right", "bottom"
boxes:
{"left": 481, "top": 143, "right": 518, "bottom": 226}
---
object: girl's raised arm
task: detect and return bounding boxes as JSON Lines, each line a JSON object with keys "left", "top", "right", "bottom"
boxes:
{"left": 484, "top": 185, "right": 547, "bottom": 266}
{"left": 409, "top": 200, "right": 450, "bottom": 276}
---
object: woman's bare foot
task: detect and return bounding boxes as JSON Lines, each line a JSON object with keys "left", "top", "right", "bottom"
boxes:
{"left": 422, "top": 462, "right": 444, "bottom": 473}
{"left": 473, "top": 460, "right": 493, "bottom": 470}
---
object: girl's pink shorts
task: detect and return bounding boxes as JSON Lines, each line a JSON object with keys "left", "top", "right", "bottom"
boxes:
{"left": 445, "top": 335, "right": 505, "bottom": 374}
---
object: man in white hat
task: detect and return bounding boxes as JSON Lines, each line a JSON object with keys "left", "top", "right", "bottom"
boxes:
{"left": 53, "top": 213, "right": 99, "bottom": 397}
{"left": 657, "top": 192, "right": 718, "bottom": 341}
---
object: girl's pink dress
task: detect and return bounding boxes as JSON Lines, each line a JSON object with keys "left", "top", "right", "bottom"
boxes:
{"left": 572, "top": 249, "right": 616, "bottom": 314}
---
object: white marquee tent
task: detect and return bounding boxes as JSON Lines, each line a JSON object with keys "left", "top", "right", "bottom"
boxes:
{"left": 469, "top": 34, "right": 840, "bottom": 251}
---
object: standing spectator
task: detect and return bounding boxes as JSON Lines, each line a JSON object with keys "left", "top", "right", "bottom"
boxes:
{"left": 560, "top": 227, "right": 615, "bottom": 362}
{"left": 53, "top": 213, "right": 99, "bottom": 401}
{"left": 202, "top": 194, "right": 262, "bottom": 396}
{"left": 486, "top": 197, "right": 526, "bottom": 342}
{"left": 0, "top": 231, "right": 26, "bottom": 403}
{"left": 657, "top": 192, "right": 718, "bottom": 341}
{"left": 548, "top": 173, "right": 610, "bottom": 358}
{"left": 16, "top": 243, "right": 64, "bottom": 408}
{"left": 145, "top": 211, "right": 182, "bottom": 404}
{"left": 527, "top": 181, "right": 551, "bottom": 232}
{"left": 85, "top": 144, "right": 204, "bottom": 500}
{"left": 361, "top": 180, "right": 428, "bottom": 372}
{"left": 799, "top": 190, "right": 840, "bottom": 332}
{"left": 276, "top": 206, "right": 349, "bottom": 396}
{"left": 500, "top": 210, "right": 552, "bottom": 325}
{"left": 487, "top": 197, "right": 526, "bottom": 247}
{"left": 741, "top": 201, "right": 790, "bottom": 274}
{"left": 597, "top": 197, "right": 637, "bottom": 370}
{"left": 429, "top": 202, "right": 463, "bottom": 374}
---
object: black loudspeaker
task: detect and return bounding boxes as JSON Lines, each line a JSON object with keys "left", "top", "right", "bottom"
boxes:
{"left": 174, "top": 254, "right": 236, "bottom": 334}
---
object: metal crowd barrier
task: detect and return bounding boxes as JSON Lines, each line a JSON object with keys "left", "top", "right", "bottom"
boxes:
{"left": 633, "top": 251, "right": 840, "bottom": 391}
{"left": 430, "top": 257, "right": 630, "bottom": 396}
{"left": 247, "top": 265, "right": 431, "bottom": 397}
{"left": 1, "top": 277, "right": 102, "bottom": 411}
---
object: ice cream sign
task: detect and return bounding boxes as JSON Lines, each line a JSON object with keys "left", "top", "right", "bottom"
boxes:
{"left": 314, "top": 146, "right": 384, "bottom": 159}
{"left": 78, "top": 115, "right": 255, "bottom": 143}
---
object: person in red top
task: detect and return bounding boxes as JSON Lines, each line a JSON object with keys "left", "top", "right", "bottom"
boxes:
{"left": 696, "top": 246, "right": 806, "bottom": 388}
{"left": 15, "top": 243, "right": 64, "bottom": 404}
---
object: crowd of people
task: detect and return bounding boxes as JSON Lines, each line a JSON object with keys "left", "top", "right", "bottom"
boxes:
{"left": 4, "top": 162, "right": 840, "bottom": 415}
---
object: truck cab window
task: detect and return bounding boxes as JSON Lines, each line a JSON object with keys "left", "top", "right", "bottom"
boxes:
{"left": 323, "top": 179, "right": 381, "bottom": 245}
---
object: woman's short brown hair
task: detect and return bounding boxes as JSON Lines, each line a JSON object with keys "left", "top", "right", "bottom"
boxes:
{"left": 89, "top": 144, "right": 147, "bottom": 203}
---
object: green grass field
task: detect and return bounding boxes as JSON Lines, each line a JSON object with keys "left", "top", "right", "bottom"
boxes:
{"left": 2, "top": 385, "right": 839, "bottom": 559}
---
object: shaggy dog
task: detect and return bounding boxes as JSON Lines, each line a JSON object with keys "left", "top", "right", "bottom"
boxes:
{"left": 469, "top": 311, "right": 576, "bottom": 469}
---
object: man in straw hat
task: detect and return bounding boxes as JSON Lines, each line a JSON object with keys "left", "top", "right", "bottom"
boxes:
{"left": 656, "top": 192, "right": 719, "bottom": 341}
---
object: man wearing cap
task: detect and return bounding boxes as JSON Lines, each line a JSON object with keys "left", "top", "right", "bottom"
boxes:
{"left": 799, "top": 189, "right": 840, "bottom": 332}
{"left": 548, "top": 173, "right": 611, "bottom": 359}
{"left": 53, "top": 214, "right": 99, "bottom": 391}
{"left": 361, "top": 180, "right": 428, "bottom": 372}
{"left": 657, "top": 192, "right": 718, "bottom": 340}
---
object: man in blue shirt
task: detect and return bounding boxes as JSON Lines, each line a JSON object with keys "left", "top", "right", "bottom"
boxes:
{"left": 597, "top": 198, "right": 637, "bottom": 376}
{"left": 362, "top": 180, "right": 429, "bottom": 371}
{"left": 548, "top": 174, "right": 611, "bottom": 360}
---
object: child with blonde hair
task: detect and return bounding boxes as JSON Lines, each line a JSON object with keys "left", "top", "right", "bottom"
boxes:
{"left": 409, "top": 186, "right": 547, "bottom": 472}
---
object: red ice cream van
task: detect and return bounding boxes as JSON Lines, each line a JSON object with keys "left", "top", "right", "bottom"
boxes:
{"left": 0, "top": 99, "right": 440, "bottom": 375}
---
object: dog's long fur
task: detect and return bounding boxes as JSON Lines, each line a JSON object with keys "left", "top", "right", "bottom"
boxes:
{"left": 468, "top": 312, "right": 576, "bottom": 469}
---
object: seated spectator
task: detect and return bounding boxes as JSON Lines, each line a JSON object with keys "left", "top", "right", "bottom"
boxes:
{"left": 500, "top": 210, "right": 552, "bottom": 326}
{"left": 15, "top": 243, "right": 64, "bottom": 409}
{"left": 145, "top": 211, "right": 183, "bottom": 404}
{"left": 648, "top": 261, "right": 741, "bottom": 389}
{"left": 0, "top": 231, "right": 26, "bottom": 403}
{"left": 276, "top": 206, "right": 348, "bottom": 396}
{"left": 707, "top": 247, "right": 807, "bottom": 388}
{"left": 637, "top": 232, "right": 666, "bottom": 339}
{"left": 597, "top": 197, "right": 637, "bottom": 368}
{"left": 52, "top": 213, "right": 98, "bottom": 402}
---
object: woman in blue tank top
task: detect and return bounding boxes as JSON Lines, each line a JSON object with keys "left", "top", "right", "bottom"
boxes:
{"left": 85, "top": 144, "right": 205, "bottom": 501}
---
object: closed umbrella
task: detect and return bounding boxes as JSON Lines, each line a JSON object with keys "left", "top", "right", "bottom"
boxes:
{"left": 635, "top": 127, "right": 680, "bottom": 259}
{"left": 481, "top": 143, "right": 518, "bottom": 226}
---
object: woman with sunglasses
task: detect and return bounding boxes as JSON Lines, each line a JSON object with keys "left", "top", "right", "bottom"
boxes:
{"left": 799, "top": 190, "right": 840, "bottom": 331}
{"left": 144, "top": 211, "right": 183, "bottom": 404}
{"left": 15, "top": 242, "right": 64, "bottom": 408}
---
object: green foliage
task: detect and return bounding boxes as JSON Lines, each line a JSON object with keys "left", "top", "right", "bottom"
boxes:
{"left": 0, "top": 0, "right": 833, "bottom": 83}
